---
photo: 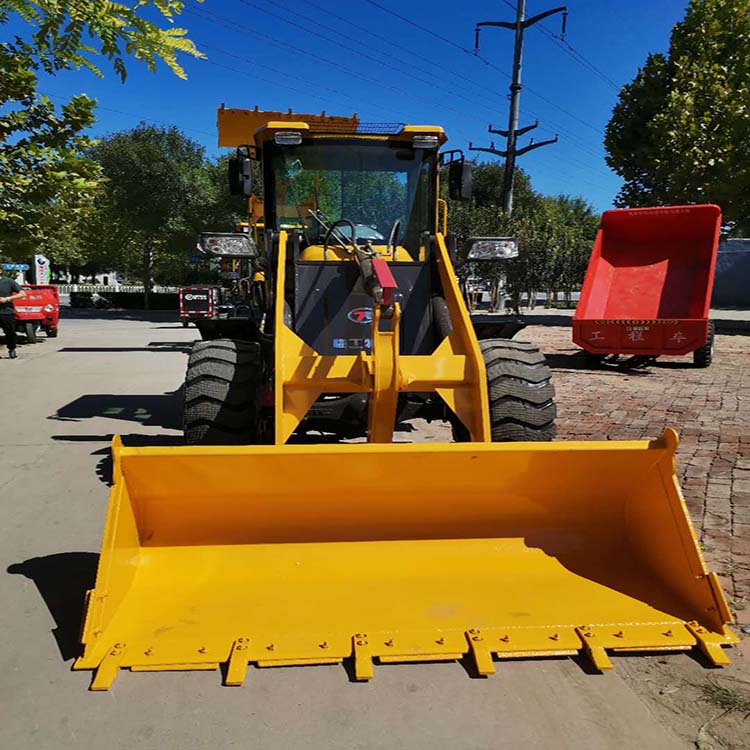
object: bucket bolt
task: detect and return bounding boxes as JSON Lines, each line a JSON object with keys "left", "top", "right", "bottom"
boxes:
{"left": 266, "top": 644, "right": 275, "bottom": 651}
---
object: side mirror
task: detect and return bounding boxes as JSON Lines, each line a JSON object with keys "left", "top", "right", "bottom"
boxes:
{"left": 449, "top": 161, "right": 473, "bottom": 201}
{"left": 228, "top": 156, "right": 253, "bottom": 196}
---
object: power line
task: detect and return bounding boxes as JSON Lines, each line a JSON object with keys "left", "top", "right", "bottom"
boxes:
{"left": 235, "top": 0, "right": 474, "bottom": 116}
{"left": 45, "top": 92, "right": 216, "bottom": 138}
{"left": 192, "top": 3, "right": 471, "bottom": 119}
{"left": 184, "top": 3, "right": 614, "bottom": 184}
{"left": 269, "top": 0, "right": 502, "bottom": 104}
{"left": 363, "top": 0, "right": 479, "bottom": 56}
{"left": 44, "top": 72, "right": 613, "bottom": 190}
{"left": 361, "top": 0, "right": 604, "bottom": 136}
{"left": 499, "top": 0, "right": 620, "bottom": 91}
{"left": 189, "top": 3, "right": 610, "bottom": 173}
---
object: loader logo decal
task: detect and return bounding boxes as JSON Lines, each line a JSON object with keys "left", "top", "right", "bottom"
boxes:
{"left": 184, "top": 294, "right": 208, "bottom": 301}
{"left": 347, "top": 307, "right": 373, "bottom": 324}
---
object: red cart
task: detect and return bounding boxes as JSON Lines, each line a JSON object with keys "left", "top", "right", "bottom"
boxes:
{"left": 14, "top": 284, "right": 60, "bottom": 343}
{"left": 573, "top": 205, "right": 721, "bottom": 367}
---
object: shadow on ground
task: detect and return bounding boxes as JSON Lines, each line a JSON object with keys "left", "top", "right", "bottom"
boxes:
{"left": 59, "top": 341, "right": 191, "bottom": 354}
{"left": 50, "top": 388, "right": 183, "bottom": 431}
{"left": 546, "top": 351, "right": 703, "bottom": 373}
{"left": 8, "top": 552, "right": 99, "bottom": 661}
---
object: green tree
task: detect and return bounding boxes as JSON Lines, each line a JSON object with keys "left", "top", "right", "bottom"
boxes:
{"left": 0, "top": 1, "right": 203, "bottom": 258}
{"left": 605, "top": 0, "right": 750, "bottom": 233}
{"left": 443, "top": 162, "right": 598, "bottom": 311}
{"left": 87, "top": 124, "right": 242, "bottom": 305}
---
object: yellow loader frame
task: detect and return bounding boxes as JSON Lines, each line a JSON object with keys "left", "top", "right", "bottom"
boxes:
{"left": 72, "top": 108, "right": 739, "bottom": 690}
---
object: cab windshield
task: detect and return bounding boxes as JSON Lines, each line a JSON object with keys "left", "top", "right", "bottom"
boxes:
{"left": 269, "top": 139, "right": 435, "bottom": 252}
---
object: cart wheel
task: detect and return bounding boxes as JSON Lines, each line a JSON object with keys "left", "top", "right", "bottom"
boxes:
{"left": 693, "top": 321, "right": 714, "bottom": 368}
{"left": 24, "top": 321, "right": 38, "bottom": 344}
{"left": 583, "top": 350, "right": 604, "bottom": 368}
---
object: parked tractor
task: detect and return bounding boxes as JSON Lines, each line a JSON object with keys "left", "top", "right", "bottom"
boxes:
{"left": 178, "top": 286, "right": 219, "bottom": 327}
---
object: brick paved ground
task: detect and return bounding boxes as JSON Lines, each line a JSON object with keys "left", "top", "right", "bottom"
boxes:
{"left": 526, "top": 324, "right": 750, "bottom": 626}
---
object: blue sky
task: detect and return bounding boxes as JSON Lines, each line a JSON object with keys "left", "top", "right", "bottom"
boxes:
{"left": 8, "top": 0, "right": 689, "bottom": 212}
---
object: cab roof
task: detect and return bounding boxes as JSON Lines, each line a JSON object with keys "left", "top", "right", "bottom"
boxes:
{"left": 217, "top": 105, "right": 447, "bottom": 147}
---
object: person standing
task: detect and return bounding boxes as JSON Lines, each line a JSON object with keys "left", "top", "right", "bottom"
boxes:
{"left": 0, "top": 264, "right": 27, "bottom": 359}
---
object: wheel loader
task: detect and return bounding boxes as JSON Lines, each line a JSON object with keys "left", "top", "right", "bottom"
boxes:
{"left": 74, "top": 106, "right": 738, "bottom": 690}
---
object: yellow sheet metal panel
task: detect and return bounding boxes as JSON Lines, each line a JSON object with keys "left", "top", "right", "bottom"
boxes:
{"left": 217, "top": 105, "right": 357, "bottom": 146}
{"left": 272, "top": 232, "right": 488, "bottom": 444}
{"left": 75, "top": 431, "right": 738, "bottom": 688}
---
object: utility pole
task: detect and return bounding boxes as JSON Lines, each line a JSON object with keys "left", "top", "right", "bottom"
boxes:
{"left": 470, "top": 1, "right": 567, "bottom": 216}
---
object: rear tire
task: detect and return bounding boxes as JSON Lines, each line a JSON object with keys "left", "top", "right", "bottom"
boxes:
{"left": 24, "top": 321, "right": 38, "bottom": 343}
{"left": 693, "top": 321, "right": 714, "bottom": 368}
{"left": 454, "top": 339, "right": 556, "bottom": 442}
{"left": 184, "top": 339, "right": 263, "bottom": 445}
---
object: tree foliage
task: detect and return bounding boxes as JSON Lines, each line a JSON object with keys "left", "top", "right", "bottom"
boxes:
{"left": 444, "top": 162, "right": 599, "bottom": 310}
{"left": 83, "top": 124, "right": 244, "bottom": 296}
{"left": 0, "top": 0, "right": 203, "bottom": 258}
{"left": 605, "top": 0, "right": 750, "bottom": 233}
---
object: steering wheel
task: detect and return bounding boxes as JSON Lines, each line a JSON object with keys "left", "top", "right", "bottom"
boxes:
{"left": 324, "top": 219, "right": 357, "bottom": 257}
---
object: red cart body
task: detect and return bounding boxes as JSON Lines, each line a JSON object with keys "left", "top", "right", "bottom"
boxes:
{"left": 573, "top": 205, "right": 721, "bottom": 357}
{"left": 14, "top": 284, "right": 60, "bottom": 336}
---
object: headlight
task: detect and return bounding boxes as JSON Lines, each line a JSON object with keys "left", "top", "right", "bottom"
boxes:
{"left": 466, "top": 237, "right": 519, "bottom": 260}
{"left": 413, "top": 135, "right": 439, "bottom": 149}
{"left": 199, "top": 232, "right": 258, "bottom": 258}
{"left": 274, "top": 131, "right": 302, "bottom": 145}
{"left": 44, "top": 304, "right": 54, "bottom": 312}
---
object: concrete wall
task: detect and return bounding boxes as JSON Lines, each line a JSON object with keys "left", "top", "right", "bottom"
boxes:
{"left": 713, "top": 239, "right": 750, "bottom": 308}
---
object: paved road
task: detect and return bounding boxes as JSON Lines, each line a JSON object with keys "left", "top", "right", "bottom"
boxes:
{"left": 0, "top": 316, "right": 684, "bottom": 750}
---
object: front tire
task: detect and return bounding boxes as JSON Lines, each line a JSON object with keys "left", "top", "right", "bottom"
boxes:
{"left": 693, "top": 321, "right": 714, "bottom": 368}
{"left": 184, "top": 339, "right": 263, "bottom": 445}
{"left": 46, "top": 327, "right": 58, "bottom": 338}
{"left": 455, "top": 339, "right": 556, "bottom": 442}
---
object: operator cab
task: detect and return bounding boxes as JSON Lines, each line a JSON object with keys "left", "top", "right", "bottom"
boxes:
{"left": 229, "top": 116, "right": 456, "bottom": 357}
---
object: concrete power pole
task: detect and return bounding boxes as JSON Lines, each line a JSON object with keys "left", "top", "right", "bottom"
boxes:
{"left": 470, "top": 1, "right": 567, "bottom": 216}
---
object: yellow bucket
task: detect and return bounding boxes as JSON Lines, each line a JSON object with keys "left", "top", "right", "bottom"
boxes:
{"left": 75, "top": 430, "right": 738, "bottom": 689}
